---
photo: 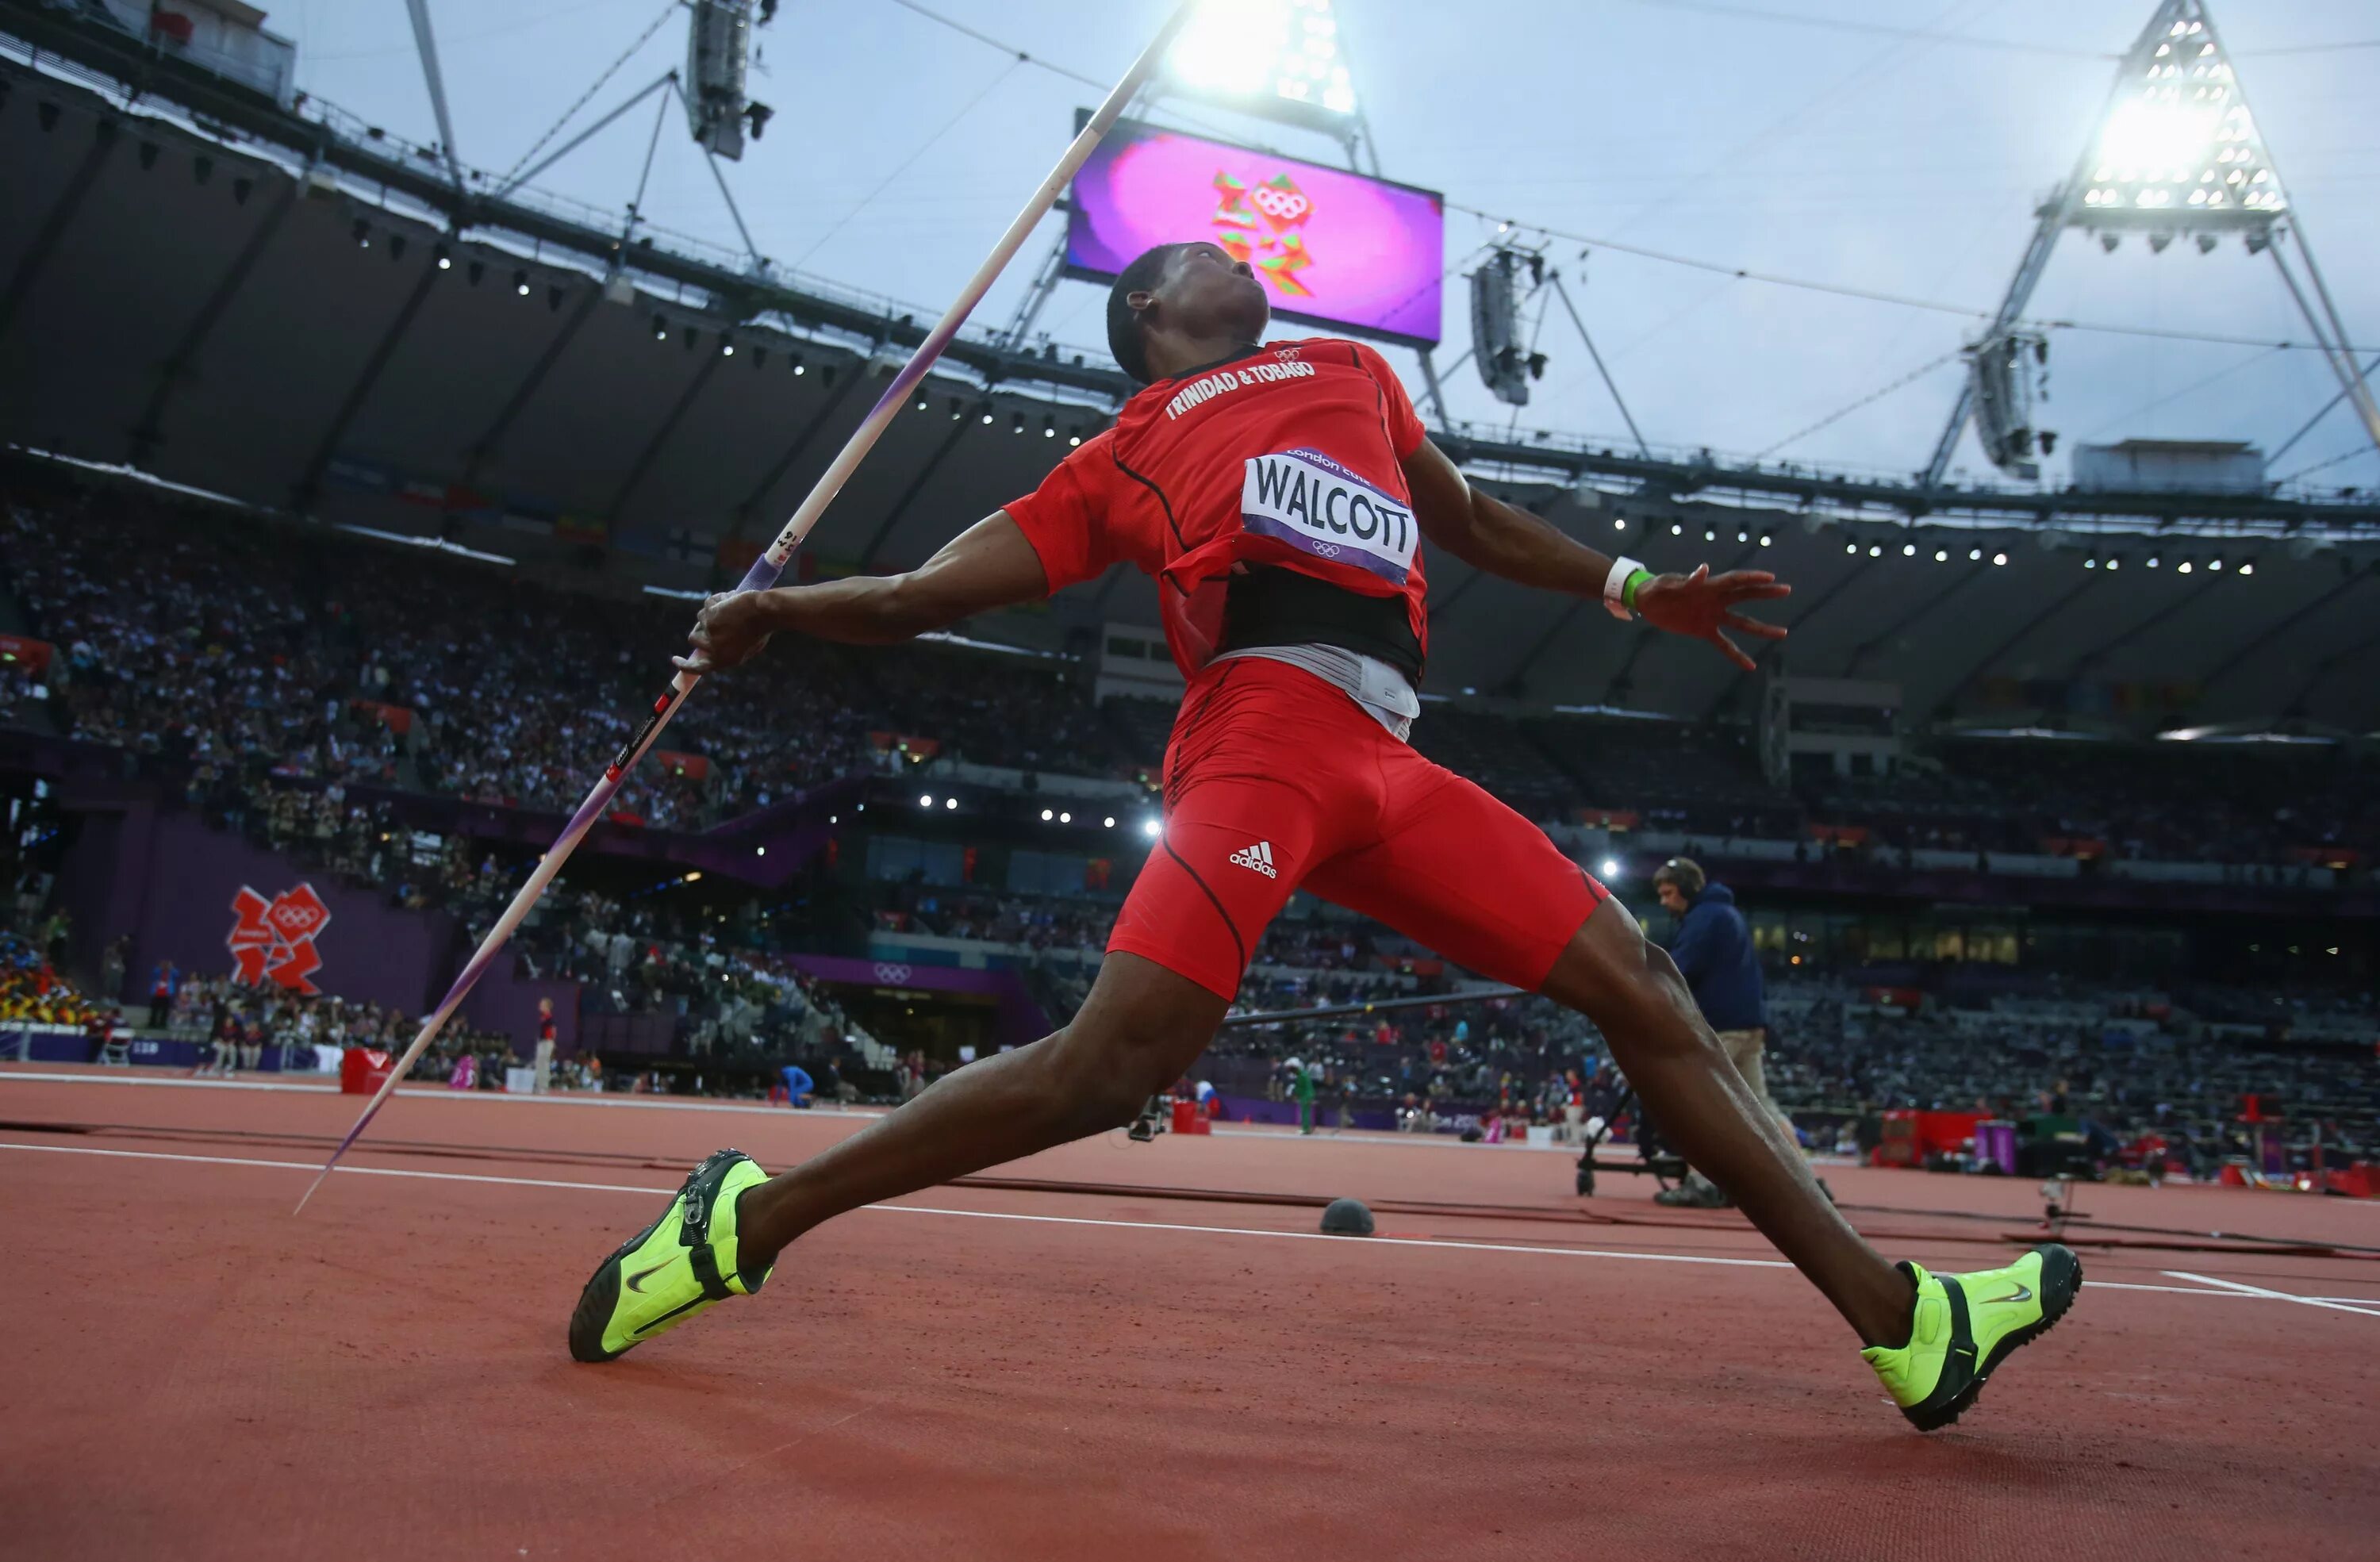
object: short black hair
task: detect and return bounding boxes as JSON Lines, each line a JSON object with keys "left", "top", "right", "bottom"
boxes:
{"left": 1106, "top": 243, "right": 1188, "bottom": 386}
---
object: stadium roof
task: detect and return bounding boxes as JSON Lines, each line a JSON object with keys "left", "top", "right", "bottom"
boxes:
{"left": 2, "top": 8, "right": 2377, "bottom": 732}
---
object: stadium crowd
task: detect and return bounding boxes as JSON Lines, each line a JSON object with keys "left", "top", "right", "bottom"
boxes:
{"left": 6, "top": 481, "right": 2375, "bottom": 870}
{"left": 0, "top": 485, "right": 1124, "bottom": 831}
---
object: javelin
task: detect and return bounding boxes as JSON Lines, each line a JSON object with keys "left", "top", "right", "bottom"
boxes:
{"left": 294, "top": 3, "right": 1196, "bottom": 1213}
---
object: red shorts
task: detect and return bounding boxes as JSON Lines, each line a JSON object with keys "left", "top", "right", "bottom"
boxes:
{"left": 1107, "top": 658, "right": 1610, "bottom": 1000}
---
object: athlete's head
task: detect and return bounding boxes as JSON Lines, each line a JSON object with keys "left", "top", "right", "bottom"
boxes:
{"left": 1653, "top": 857, "right": 1706, "bottom": 915}
{"left": 1107, "top": 240, "right": 1269, "bottom": 385}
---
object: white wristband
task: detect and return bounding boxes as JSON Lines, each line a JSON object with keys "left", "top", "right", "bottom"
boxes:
{"left": 1602, "top": 555, "right": 1647, "bottom": 620}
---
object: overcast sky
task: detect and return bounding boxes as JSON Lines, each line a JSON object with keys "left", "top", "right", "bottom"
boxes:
{"left": 272, "top": 0, "right": 2379, "bottom": 491}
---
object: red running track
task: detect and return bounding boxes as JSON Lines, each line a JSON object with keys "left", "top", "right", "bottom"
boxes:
{"left": 2, "top": 1068, "right": 2375, "bottom": 1560}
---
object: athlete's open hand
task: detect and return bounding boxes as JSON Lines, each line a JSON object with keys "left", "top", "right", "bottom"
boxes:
{"left": 672, "top": 589, "right": 777, "bottom": 675}
{"left": 1634, "top": 565, "right": 1791, "bottom": 672}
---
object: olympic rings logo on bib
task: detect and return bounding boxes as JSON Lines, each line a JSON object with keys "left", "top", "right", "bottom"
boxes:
{"left": 1238, "top": 447, "right": 1416, "bottom": 585}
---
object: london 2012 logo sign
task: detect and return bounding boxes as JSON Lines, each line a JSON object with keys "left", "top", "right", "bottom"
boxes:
{"left": 1213, "top": 168, "right": 1315, "bottom": 298}
{"left": 227, "top": 884, "right": 332, "bottom": 994}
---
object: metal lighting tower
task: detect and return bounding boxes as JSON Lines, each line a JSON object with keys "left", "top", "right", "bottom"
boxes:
{"left": 1921, "top": 0, "right": 2380, "bottom": 486}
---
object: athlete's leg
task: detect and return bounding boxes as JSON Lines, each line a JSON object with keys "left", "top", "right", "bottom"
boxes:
{"left": 1541, "top": 904, "right": 1909, "bottom": 1346}
{"left": 739, "top": 662, "right": 1368, "bottom": 1264}
{"left": 1307, "top": 755, "right": 1911, "bottom": 1349}
{"left": 734, "top": 951, "right": 1226, "bottom": 1261}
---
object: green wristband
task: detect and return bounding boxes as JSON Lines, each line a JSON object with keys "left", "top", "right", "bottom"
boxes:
{"left": 1622, "top": 567, "right": 1653, "bottom": 612}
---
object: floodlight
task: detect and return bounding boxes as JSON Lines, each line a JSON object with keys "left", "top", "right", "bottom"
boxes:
{"left": 1167, "top": 0, "right": 1357, "bottom": 124}
{"left": 2073, "top": 6, "right": 2281, "bottom": 236}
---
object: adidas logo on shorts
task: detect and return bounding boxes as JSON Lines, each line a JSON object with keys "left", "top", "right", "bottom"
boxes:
{"left": 1228, "top": 840, "right": 1278, "bottom": 879}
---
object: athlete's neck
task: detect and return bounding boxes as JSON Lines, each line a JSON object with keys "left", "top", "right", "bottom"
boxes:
{"left": 1143, "top": 334, "right": 1265, "bottom": 384}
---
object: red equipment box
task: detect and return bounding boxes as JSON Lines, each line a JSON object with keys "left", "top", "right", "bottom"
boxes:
{"left": 340, "top": 1047, "right": 396, "bottom": 1096}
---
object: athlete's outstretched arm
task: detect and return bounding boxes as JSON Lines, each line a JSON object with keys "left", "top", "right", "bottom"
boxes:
{"left": 1399, "top": 436, "right": 1791, "bottom": 670}
{"left": 673, "top": 511, "right": 1050, "bottom": 673}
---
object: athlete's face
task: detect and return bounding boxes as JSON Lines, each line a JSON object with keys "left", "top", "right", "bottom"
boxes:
{"left": 1154, "top": 243, "right": 1269, "bottom": 340}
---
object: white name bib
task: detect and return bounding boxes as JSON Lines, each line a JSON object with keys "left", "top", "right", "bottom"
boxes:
{"left": 1238, "top": 447, "right": 1417, "bottom": 585}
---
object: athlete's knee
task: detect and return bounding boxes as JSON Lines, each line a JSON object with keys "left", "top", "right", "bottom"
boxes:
{"left": 1038, "top": 959, "right": 1223, "bottom": 1130}
{"left": 1546, "top": 906, "right": 1718, "bottom": 1061}
{"left": 1040, "top": 1019, "right": 1192, "bottom": 1130}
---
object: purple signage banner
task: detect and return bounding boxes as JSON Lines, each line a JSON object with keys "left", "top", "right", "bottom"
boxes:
{"left": 1066, "top": 117, "right": 1445, "bottom": 346}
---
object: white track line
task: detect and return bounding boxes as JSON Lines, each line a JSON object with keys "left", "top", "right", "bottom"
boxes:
{"left": 2163, "top": 1269, "right": 2380, "bottom": 1318}
{"left": 2, "top": 1138, "right": 2371, "bottom": 1318}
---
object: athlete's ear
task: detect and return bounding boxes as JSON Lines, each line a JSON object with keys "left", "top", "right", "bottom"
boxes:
{"left": 1126, "top": 290, "right": 1156, "bottom": 314}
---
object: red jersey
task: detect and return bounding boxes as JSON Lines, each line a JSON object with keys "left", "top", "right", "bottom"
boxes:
{"left": 1004, "top": 336, "right": 1432, "bottom": 679}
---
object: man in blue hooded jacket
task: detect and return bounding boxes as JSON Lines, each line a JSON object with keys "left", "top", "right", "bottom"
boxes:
{"left": 1653, "top": 858, "right": 1786, "bottom": 1207}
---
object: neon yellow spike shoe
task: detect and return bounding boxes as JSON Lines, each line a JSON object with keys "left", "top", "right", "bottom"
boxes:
{"left": 1862, "top": 1243, "right": 2082, "bottom": 1431}
{"left": 569, "top": 1149, "right": 774, "bottom": 1363}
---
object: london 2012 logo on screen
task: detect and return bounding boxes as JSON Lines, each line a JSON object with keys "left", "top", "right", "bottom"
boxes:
{"left": 226, "top": 883, "right": 332, "bottom": 994}
{"left": 1213, "top": 169, "right": 1315, "bottom": 297}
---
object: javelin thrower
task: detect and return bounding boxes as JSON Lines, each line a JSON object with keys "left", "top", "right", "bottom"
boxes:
{"left": 302, "top": 6, "right": 2079, "bottom": 1433}
{"left": 567, "top": 220, "right": 2082, "bottom": 1427}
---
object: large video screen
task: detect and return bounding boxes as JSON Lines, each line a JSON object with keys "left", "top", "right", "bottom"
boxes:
{"left": 1066, "top": 117, "right": 1445, "bottom": 348}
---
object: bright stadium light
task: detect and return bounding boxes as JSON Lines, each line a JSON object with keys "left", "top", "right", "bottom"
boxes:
{"left": 2076, "top": 14, "right": 2283, "bottom": 228}
{"left": 945, "top": 796, "right": 958, "bottom": 810}
{"left": 1041, "top": 808, "right": 1054, "bottom": 821}
{"left": 919, "top": 793, "right": 933, "bottom": 808}
{"left": 1599, "top": 858, "right": 1621, "bottom": 878}
{"left": 1142, "top": 818, "right": 1163, "bottom": 839}
{"left": 1917, "top": 2, "right": 2380, "bottom": 489}
{"left": 1166, "top": 0, "right": 1357, "bottom": 121}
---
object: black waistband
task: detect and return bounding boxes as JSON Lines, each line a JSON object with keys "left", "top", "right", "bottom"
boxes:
{"left": 1217, "top": 566, "right": 1423, "bottom": 682}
